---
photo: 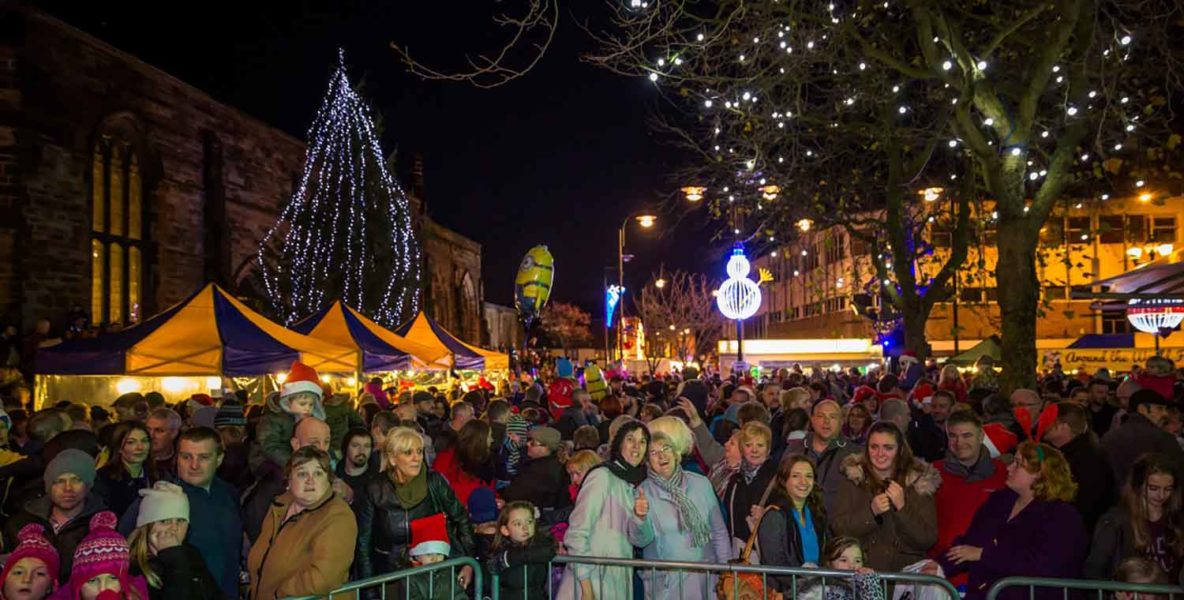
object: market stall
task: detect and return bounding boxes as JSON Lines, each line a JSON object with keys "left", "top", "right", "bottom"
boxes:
{"left": 292, "top": 301, "right": 449, "bottom": 371}
{"left": 35, "top": 283, "right": 355, "bottom": 407}
{"left": 396, "top": 311, "right": 510, "bottom": 371}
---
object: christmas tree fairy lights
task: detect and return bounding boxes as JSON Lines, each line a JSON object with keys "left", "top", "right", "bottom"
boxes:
{"left": 257, "top": 50, "right": 421, "bottom": 327}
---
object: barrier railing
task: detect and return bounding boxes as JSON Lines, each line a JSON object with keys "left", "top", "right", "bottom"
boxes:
{"left": 985, "top": 577, "right": 1184, "bottom": 600}
{"left": 285, "top": 556, "right": 483, "bottom": 600}
{"left": 489, "top": 554, "right": 960, "bottom": 599}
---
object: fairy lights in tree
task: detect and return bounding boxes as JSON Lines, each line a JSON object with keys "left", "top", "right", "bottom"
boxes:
{"left": 257, "top": 50, "right": 421, "bottom": 327}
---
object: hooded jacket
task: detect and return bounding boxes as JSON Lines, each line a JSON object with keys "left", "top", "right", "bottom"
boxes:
{"left": 248, "top": 392, "right": 326, "bottom": 477}
{"left": 831, "top": 454, "right": 941, "bottom": 572}
{"left": 247, "top": 490, "right": 356, "bottom": 600}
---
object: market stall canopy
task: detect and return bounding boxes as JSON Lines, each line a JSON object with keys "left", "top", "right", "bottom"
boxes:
{"left": 37, "top": 284, "right": 356, "bottom": 376}
{"left": 1071, "top": 260, "right": 1184, "bottom": 308}
{"left": 945, "top": 335, "right": 1002, "bottom": 366}
{"left": 292, "top": 301, "right": 449, "bottom": 372}
{"left": 1067, "top": 333, "right": 1135, "bottom": 349}
{"left": 395, "top": 311, "right": 509, "bottom": 371}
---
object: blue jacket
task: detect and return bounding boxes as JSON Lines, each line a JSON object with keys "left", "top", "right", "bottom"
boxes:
{"left": 120, "top": 476, "right": 243, "bottom": 599}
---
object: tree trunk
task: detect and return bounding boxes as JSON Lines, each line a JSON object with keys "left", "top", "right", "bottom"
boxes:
{"left": 995, "top": 223, "right": 1040, "bottom": 394}
{"left": 902, "top": 298, "right": 931, "bottom": 362}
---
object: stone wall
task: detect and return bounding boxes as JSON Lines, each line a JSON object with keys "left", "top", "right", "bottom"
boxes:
{"left": 0, "top": 6, "right": 487, "bottom": 345}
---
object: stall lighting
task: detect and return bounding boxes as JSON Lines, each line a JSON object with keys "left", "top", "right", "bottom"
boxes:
{"left": 116, "top": 378, "right": 142, "bottom": 394}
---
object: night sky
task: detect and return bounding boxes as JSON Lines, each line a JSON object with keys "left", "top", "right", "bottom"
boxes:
{"left": 35, "top": 1, "right": 725, "bottom": 316}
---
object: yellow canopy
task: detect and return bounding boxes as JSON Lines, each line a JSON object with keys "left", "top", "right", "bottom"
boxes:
{"left": 396, "top": 312, "right": 510, "bottom": 371}
{"left": 294, "top": 301, "right": 450, "bottom": 371}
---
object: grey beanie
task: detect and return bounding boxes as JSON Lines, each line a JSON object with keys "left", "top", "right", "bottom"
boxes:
{"left": 43, "top": 448, "right": 97, "bottom": 492}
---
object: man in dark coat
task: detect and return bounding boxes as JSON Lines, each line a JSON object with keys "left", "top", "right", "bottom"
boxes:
{"left": 4, "top": 448, "right": 107, "bottom": 584}
{"left": 1043, "top": 402, "right": 1115, "bottom": 533}
{"left": 783, "top": 399, "right": 860, "bottom": 513}
{"left": 1101, "top": 389, "right": 1184, "bottom": 486}
{"left": 499, "top": 427, "right": 572, "bottom": 523}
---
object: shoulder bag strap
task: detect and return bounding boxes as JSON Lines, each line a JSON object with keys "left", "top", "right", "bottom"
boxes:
{"left": 741, "top": 505, "right": 780, "bottom": 562}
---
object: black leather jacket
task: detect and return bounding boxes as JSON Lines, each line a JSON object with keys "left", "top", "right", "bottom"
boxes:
{"left": 357, "top": 470, "right": 474, "bottom": 579}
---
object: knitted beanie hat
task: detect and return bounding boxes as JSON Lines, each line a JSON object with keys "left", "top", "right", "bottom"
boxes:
{"left": 213, "top": 401, "right": 247, "bottom": 428}
{"left": 68, "top": 512, "right": 130, "bottom": 600}
{"left": 44, "top": 448, "right": 97, "bottom": 493}
{"left": 0, "top": 523, "right": 60, "bottom": 591}
{"left": 136, "top": 481, "right": 189, "bottom": 528}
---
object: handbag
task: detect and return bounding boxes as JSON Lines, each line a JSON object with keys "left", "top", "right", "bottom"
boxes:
{"left": 717, "top": 505, "right": 780, "bottom": 599}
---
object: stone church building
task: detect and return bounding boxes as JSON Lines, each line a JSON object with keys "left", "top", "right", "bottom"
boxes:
{"left": 0, "top": 5, "right": 485, "bottom": 343}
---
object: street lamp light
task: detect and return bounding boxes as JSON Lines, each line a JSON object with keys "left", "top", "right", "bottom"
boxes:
{"left": 654, "top": 277, "right": 667, "bottom": 289}
{"left": 681, "top": 186, "right": 705, "bottom": 202}
{"left": 617, "top": 213, "right": 658, "bottom": 362}
{"left": 919, "top": 187, "right": 944, "bottom": 202}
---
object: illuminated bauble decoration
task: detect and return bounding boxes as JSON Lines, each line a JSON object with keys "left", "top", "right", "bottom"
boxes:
{"left": 717, "top": 246, "right": 762, "bottom": 320}
{"left": 1126, "top": 298, "right": 1184, "bottom": 334}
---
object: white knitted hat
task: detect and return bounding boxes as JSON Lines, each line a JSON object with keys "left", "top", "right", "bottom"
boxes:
{"left": 136, "top": 481, "right": 189, "bottom": 528}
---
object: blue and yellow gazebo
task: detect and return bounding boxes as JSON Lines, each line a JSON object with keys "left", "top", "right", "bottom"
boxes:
{"left": 292, "top": 301, "right": 449, "bottom": 372}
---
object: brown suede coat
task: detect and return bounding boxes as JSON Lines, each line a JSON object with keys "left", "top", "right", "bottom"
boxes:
{"left": 247, "top": 490, "right": 358, "bottom": 600}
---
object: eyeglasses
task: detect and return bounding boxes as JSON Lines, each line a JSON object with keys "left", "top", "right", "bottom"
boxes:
{"left": 648, "top": 446, "right": 675, "bottom": 458}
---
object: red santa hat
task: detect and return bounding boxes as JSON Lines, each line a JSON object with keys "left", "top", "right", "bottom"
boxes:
{"left": 409, "top": 513, "right": 451, "bottom": 558}
{"left": 982, "top": 423, "right": 1018, "bottom": 458}
{"left": 852, "top": 385, "right": 878, "bottom": 405}
{"left": 899, "top": 350, "right": 919, "bottom": 365}
{"left": 282, "top": 360, "right": 323, "bottom": 399}
{"left": 911, "top": 382, "right": 935, "bottom": 404}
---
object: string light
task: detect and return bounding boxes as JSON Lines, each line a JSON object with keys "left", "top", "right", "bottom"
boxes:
{"left": 257, "top": 50, "right": 421, "bottom": 327}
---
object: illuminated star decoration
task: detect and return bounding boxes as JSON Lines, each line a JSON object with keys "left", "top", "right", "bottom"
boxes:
{"left": 257, "top": 49, "right": 422, "bottom": 327}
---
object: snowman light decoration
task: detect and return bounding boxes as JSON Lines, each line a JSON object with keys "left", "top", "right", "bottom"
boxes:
{"left": 717, "top": 245, "right": 762, "bottom": 321}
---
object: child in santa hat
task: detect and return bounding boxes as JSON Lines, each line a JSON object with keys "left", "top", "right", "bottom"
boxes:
{"left": 1, "top": 524, "right": 58, "bottom": 600}
{"left": 56, "top": 511, "right": 149, "bottom": 600}
{"left": 392, "top": 513, "right": 467, "bottom": 600}
{"left": 251, "top": 360, "right": 327, "bottom": 476}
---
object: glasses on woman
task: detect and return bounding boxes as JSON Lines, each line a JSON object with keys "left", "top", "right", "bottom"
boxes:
{"left": 649, "top": 445, "right": 675, "bottom": 458}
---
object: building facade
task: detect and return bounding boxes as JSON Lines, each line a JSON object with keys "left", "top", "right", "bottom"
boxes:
{"left": 0, "top": 6, "right": 486, "bottom": 343}
{"left": 750, "top": 195, "right": 1184, "bottom": 355}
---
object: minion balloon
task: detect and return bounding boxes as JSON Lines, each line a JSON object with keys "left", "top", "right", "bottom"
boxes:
{"left": 514, "top": 245, "right": 554, "bottom": 327}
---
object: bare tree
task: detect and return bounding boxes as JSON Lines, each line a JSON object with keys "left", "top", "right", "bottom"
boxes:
{"left": 390, "top": 0, "right": 559, "bottom": 89}
{"left": 587, "top": 0, "right": 1184, "bottom": 391}
{"left": 636, "top": 271, "right": 725, "bottom": 373}
{"left": 539, "top": 301, "right": 593, "bottom": 355}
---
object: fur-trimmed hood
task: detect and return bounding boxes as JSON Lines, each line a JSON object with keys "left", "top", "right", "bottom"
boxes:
{"left": 840, "top": 453, "right": 942, "bottom": 496}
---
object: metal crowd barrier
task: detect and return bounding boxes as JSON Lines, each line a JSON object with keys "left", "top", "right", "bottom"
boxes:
{"left": 985, "top": 577, "right": 1184, "bottom": 600}
{"left": 489, "top": 554, "right": 960, "bottom": 599}
{"left": 285, "top": 556, "right": 483, "bottom": 600}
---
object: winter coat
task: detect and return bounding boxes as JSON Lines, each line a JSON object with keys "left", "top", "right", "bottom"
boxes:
{"left": 323, "top": 394, "right": 364, "bottom": 459}
{"left": 1084, "top": 506, "right": 1141, "bottom": 580}
{"left": 3, "top": 492, "right": 107, "bottom": 583}
{"left": 691, "top": 421, "right": 725, "bottom": 467}
{"left": 247, "top": 490, "right": 356, "bottom": 600}
{"left": 134, "top": 543, "right": 227, "bottom": 600}
{"left": 488, "top": 531, "right": 558, "bottom": 599}
{"left": 795, "top": 571, "right": 886, "bottom": 600}
{"left": 932, "top": 450, "right": 1008, "bottom": 560}
{"left": 831, "top": 454, "right": 941, "bottom": 572}
{"left": 556, "top": 467, "right": 638, "bottom": 599}
{"left": 356, "top": 470, "right": 475, "bottom": 579}
{"left": 431, "top": 446, "right": 495, "bottom": 508}
{"left": 783, "top": 434, "right": 862, "bottom": 514}
{"left": 1102, "top": 413, "right": 1184, "bottom": 493}
{"left": 938, "top": 488, "right": 1087, "bottom": 600}
{"left": 627, "top": 471, "right": 732, "bottom": 599}
{"left": 723, "top": 458, "right": 779, "bottom": 544}
{"left": 500, "top": 454, "right": 573, "bottom": 514}
{"left": 397, "top": 567, "right": 468, "bottom": 600}
{"left": 1058, "top": 433, "right": 1116, "bottom": 533}
{"left": 756, "top": 495, "right": 828, "bottom": 592}
{"left": 119, "top": 476, "right": 244, "bottom": 599}
{"left": 92, "top": 467, "right": 153, "bottom": 518}
{"left": 248, "top": 393, "right": 326, "bottom": 477}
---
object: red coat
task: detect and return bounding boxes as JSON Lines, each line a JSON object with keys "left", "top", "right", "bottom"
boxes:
{"left": 431, "top": 446, "right": 493, "bottom": 507}
{"left": 932, "top": 455, "right": 1008, "bottom": 585}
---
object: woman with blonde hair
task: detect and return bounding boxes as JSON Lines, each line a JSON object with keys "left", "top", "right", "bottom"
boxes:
{"left": 723, "top": 421, "right": 778, "bottom": 555}
{"left": 936, "top": 441, "right": 1087, "bottom": 600}
{"left": 128, "top": 482, "right": 223, "bottom": 599}
{"left": 357, "top": 427, "right": 475, "bottom": 589}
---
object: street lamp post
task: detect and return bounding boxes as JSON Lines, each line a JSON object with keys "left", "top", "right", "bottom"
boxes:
{"left": 617, "top": 213, "right": 656, "bottom": 362}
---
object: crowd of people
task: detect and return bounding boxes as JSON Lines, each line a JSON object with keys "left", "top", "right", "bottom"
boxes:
{"left": 0, "top": 349, "right": 1182, "bottom": 600}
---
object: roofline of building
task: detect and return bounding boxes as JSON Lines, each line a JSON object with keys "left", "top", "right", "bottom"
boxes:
{"left": 23, "top": 4, "right": 305, "bottom": 149}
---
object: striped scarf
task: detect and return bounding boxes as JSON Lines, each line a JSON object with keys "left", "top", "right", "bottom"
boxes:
{"left": 649, "top": 465, "right": 712, "bottom": 548}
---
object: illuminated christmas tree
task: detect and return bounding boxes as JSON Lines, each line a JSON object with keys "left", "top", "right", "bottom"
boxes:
{"left": 258, "top": 50, "right": 421, "bottom": 327}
